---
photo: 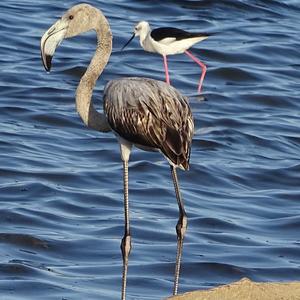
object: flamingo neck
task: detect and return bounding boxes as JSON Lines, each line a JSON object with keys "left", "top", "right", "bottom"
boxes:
{"left": 75, "top": 13, "right": 112, "bottom": 132}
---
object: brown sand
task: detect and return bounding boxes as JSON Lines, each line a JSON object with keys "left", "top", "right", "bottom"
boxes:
{"left": 167, "top": 278, "right": 300, "bottom": 300}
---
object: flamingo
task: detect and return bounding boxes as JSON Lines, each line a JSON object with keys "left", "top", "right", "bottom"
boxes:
{"left": 41, "top": 4, "right": 194, "bottom": 299}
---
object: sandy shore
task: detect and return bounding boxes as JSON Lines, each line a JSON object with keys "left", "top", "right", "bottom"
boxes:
{"left": 167, "top": 278, "right": 300, "bottom": 300}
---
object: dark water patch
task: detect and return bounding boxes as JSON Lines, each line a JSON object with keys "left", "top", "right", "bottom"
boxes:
{"left": 0, "top": 234, "right": 48, "bottom": 249}
{"left": 212, "top": 67, "right": 263, "bottom": 84}
{"left": 0, "top": 262, "right": 40, "bottom": 277}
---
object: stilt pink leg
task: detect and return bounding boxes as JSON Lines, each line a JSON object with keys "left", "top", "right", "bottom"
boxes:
{"left": 185, "top": 50, "right": 207, "bottom": 93}
{"left": 163, "top": 55, "right": 170, "bottom": 84}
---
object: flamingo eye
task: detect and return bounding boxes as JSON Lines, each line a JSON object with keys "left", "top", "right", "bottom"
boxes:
{"left": 69, "top": 15, "right": 74, "bottom": 20}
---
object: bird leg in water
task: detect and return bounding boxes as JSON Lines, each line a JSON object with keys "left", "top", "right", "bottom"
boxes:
{"left": 163, "top": 55, "right": 170, "bottom": 84}
{"left": 121, "top": 160, "right": 132, "bottom": 300}
{"left": 170, "top": 166, "right": 187, "bottom": 295}
{"left": 185, "top": 50, "right": 207, "bottom": 93}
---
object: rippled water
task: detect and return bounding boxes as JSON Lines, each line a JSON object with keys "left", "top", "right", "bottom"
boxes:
{"left": 1, "top": 0, "right": 300, "bottom": 299}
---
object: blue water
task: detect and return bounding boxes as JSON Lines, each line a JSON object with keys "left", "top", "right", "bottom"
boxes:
{"left": 1, "top": 0, "right": 300, "bottom": 299}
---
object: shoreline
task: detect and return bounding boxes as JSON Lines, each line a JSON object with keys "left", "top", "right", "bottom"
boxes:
{"left": 167, "top": 278, "right": 300, "bottom": 300}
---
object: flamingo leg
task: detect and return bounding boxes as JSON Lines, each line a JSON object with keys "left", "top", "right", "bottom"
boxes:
{"left": 170, "top": 166, "right": 187, "bottom": 295}
{"left": 120, "top": 138, "right": 132, "bottom": 300}
{"left": 121, "top": 157, "right": 132, "bottom": 300}
{"left": 185, "top": 50, "right": 207, "bottom": 93}
{"left": 163, "top": 54, "right": 170, "bottom": 84}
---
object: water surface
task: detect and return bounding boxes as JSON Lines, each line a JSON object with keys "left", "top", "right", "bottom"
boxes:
{"left": 0, "top": 0, "right": 300, "bottom": 299}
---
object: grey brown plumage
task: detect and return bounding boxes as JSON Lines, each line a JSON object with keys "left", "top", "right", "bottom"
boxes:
{"left": 104, "top": 78, "right": 193, "bottom": 170}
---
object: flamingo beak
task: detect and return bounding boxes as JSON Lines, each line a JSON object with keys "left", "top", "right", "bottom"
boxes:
{"left": 41, "top": 19, "right": 67, "bottom": 72}
{"left": 121, "top": 33, "right": 135, "bottom": 51}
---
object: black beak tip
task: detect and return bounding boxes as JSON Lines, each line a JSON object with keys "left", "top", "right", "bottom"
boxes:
{"left": 45, "top": 55, "right": 52, "bottom": 72}
{"left": 42, "top": 54, "right": 52, "bottom": 72}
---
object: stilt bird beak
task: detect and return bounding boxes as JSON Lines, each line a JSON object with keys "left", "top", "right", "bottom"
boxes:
{"left": 121, "top": 33, "right": 135, "bottom": 50}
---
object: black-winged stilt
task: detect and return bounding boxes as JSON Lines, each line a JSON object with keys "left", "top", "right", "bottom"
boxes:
{"left": 122, "top": 21, "right": 209, "bottom": 93}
